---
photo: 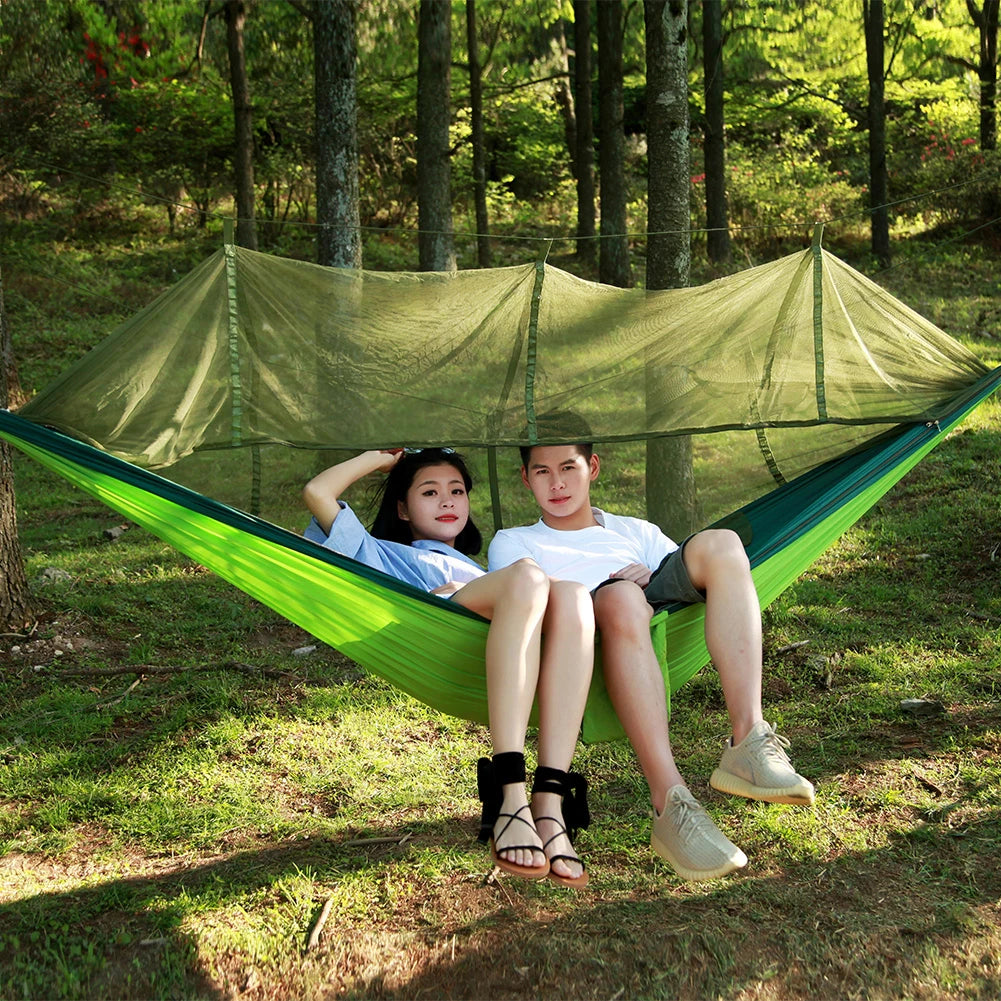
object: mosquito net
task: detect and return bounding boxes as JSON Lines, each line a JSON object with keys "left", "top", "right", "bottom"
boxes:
{"left": 19, "top": 240, "right": 989, "bottom": 531}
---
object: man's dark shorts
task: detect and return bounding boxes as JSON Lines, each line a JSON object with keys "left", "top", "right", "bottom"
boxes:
{"left": 592, "top": 535, "right": 705, "bottom": 609}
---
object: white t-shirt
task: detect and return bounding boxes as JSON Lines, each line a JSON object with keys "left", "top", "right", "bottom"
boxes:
{"left": 487, "top": 508, "right": 678, "bottom": 589}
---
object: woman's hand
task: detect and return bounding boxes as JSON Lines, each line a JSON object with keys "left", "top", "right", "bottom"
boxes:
{"left": 372, "top": 448, "right": 405, "bottom": 473}
{"left": 430, "top": 580, "right": 466, "bottom": 598}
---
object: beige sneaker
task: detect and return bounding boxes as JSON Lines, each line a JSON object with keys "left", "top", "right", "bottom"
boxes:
{"left": 710, "top": 720, "right": 815, "bottom": 805}
{"left": 651, "top": 785, "right": 748, "bottom": 881}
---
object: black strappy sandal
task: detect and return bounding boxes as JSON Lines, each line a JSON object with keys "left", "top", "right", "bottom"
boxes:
{"left": 477, "top": 752, "right": 549, "bottom": 880}
{"left": 531, "top": 765, "right": 591, "bottom": 888}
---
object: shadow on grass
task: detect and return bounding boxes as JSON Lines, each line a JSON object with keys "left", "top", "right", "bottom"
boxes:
{"left": 0, "top": 834, "right": 403, "bottom": 1001}
{"left": 341, "top": 810, "right": 1001, "bottom": 1001}
{"left": 2, "top": 803, "right": 999, "bottom": 1001}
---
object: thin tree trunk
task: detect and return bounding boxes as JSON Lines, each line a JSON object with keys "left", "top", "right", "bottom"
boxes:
{"left": 645, "top": 0, "right": 691, "bottom": 289}
{"left": 970, "top": 0, "right": 999, "bottom": 150}
{"left": 315, "top": 0, "right": 362, "bottom": 268}
{"left": 865, "top": 0, "right": 890, "bottom": 266}
{"left": 0, "top": 263, "right": 31, "bottom": 632}
{"left": 225, "top": 0, "right": 258, "bottom": 251}
{"left": 555, "top": 18, "right": 578, "bottom": 181}
{"left": 467, "top": 0, "right": 491, "bottom": 267}
{"left": 969, "top": 0, "right": 1000, "bottom": 217}
{"left": 644, "top": 0, "right": 697, "bottom": 538}
{"left": 597, "top": 0, "right": 630, "bottom": 286}
{"left": 573, "top": 0, "right": 596, "bottom": 264}
{"left": 417, "top": 0, "right": 456, "bottom": 272}
{"left": 702, "top": 0, "right": 731, "bottom": 264}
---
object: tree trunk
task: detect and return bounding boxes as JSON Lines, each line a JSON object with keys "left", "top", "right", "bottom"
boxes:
{"left": 555, "top": 17, "right": 578, "bottom": 180}
{"left": 573, "top": 0, "right": 597, "bottom": 264}
{"left": 0, "top": 263, "right": 31, "bottom": 632}
{"left": 865, "top": 0, "right": 890, "bottom": 266}
{"left": 417, "top": 0, "right": 456, "bottom": 272}
{"left": 597, "top": 0, "right": 631, "bottom": 286}
{"left": 971, "top": 0, "right": 999, "bottom": 150}
{"left": 225, "top": 0, "right": 258, "bottom": 251}
{"left": 702, "top": 0, "right": 732, "bottom": 265}
{"left": 466, "top": 0, "right": 491, "bottom": 267}
{"left": 644, "top": 0, "right": 697, "bottom": 539}
{"left": 970, "top": 0, "right": 1000, "bottom": 218}
{"left": 315, "top": 0, "right": 362, "bottom": 269}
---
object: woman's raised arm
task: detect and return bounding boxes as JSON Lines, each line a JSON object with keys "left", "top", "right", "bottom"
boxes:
{"left": 302, "top": 449, "right": 402, "bottom": 534}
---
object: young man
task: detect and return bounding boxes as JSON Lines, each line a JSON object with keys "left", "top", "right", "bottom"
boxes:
{"left": 487, "top": 422, "right": 814, "bottom": 882}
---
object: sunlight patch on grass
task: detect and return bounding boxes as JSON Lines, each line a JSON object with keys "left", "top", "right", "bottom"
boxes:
{"left": 739, "top": 797, "right": 870, "bottom": 862}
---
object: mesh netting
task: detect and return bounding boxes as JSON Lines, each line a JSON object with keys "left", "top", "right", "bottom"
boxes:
{"left": 20, "top": 243, "right": 988, "bottom": 528}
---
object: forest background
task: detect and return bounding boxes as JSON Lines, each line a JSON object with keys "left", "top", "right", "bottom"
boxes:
{"left": 1, "top": 1, "right": 1001, "bottom": 999}
{"left": 3, "top": 0, "right": 999, "bottom": 276}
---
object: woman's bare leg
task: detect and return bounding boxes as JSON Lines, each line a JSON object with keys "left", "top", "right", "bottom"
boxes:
{"left": 532, "top": 579, "right": 594, "bottom": 880}
{"left": 453, "top": 559, "right": 549, "bottom": 869}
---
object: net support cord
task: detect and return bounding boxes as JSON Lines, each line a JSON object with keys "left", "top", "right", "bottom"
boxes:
{"left": 223, "top": 220, "right": 261, "bottom": 515}
{"left": 812, "top": 223, "right": 828, "bottom": 420}
{"left": 751, "top": 225, "right": 829, "bottom": 487}
{"left": 524, "top": 259, "right": 545, "bottom": 442}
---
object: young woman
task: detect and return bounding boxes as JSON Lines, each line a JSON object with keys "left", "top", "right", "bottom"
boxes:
{"left": 303, "top": 448, "right": 594, "bottom": 887}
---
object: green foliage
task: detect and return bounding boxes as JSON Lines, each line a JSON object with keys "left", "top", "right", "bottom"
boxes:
{"left": 112, "top": 78, "right": 234, "bottom": 224}
{"left": 890, "top": 108, "right": 1000, "bottom": 228}
{"left": 356, "top": 8, "right": 418, "bottom": 230}
{"left": 721, "top": 139, "right": 861, "bottom": 243}
{"left": 459, "top": 91, "right": 572, "bottom": 203}
{"left": 3, "top": 0, "right": 994, "bottom": 264}
{"left": 705, "top": 0, "right": 994, "bottom": 246}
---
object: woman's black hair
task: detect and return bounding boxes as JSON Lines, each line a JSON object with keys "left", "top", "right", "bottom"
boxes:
{"left": 369, "top": 448, "right": 483, "bottom": 556}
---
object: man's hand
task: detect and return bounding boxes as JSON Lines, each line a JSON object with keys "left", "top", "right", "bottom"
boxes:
{"left": 608, "top": 563, "right": 652, "bottom": 588}
{"left": 430, "top": 581, "right": 466, "bottom": 598}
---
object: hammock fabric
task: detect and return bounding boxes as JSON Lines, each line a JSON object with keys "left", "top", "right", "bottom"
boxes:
{"left": 5, "top": 238, "right": 999, "bottom": 742}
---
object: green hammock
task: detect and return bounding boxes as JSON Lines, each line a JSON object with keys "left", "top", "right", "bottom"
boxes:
{"left": 5, "top": 238, "right": 999, "bottom": 741}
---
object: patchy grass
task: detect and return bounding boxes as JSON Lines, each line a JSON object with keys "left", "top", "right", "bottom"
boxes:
{"left": 2, "top": 220, "right": 1001, "bottom": 999}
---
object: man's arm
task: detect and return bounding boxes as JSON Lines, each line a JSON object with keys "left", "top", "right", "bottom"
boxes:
{"left": 599, "top": 512, "right": 676, "bottom": 583}
{"left": 638, "top": 517, "right": 678, "bottom": 569}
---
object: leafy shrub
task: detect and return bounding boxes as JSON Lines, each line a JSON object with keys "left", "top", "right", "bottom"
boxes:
{"left": 715, "top": 139, "right": 861, "bottom": 249}
{"left": 484, "top": 92, "right": 571, "bottom": 201}
{"left": 893, "top": 108, "right": 998, "bottom": 227}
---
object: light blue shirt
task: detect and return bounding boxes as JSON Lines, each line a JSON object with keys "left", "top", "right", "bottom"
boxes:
{"left": 304, "top": 502, "right": 485, "bottom": 592}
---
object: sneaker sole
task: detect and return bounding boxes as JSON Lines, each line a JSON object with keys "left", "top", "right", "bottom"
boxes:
{"left": 650, "top": 831, "right": 748, "bottom": 881}
{"left": 709, "top": 768, "right": 815, "bottom": 805}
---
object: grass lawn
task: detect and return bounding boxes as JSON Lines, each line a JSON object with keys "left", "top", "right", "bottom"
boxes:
{"left": 2, "top": 219, "right": 1000, "bottom": 1000}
